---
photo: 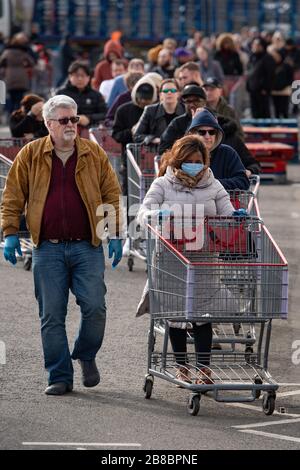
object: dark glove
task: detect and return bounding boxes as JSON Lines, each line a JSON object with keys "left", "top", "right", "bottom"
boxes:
{"left": 108, "top": 239, "right": 123, "bottom": 269}
{"left": 3, "top": 235, "right": 22, "bottom": 265}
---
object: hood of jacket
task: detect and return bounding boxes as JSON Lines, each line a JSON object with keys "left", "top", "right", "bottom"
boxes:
{"left": 103, "top": 39, "right": 123, "bottom": 60}
{"left": 131, "top": 73, "right": 161, "bottom": 105}
{"left": 186, "top": 108, "right": 224, "bottom": 151}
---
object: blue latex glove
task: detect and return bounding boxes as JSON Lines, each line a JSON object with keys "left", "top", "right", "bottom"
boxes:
{"left": 108, "top": 239, "right": 123, "bottom": 269}
{"left": 232, "top": 208, "right": 248, "bottom": 218}
{"left": 157, "top": 209, "right": 173, "bottom": 223}
{"left": 4, "top": 235, "right": 22, "bottom": 265}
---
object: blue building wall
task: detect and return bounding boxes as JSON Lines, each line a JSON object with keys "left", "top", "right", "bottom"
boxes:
{"left": 32, "top": 0, "right": 300, "bottom": 40}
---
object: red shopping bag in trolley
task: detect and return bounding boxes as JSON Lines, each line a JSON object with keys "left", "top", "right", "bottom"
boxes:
{"left": 161, "top": 214, "right": 205, "bottom": 252}
{"left": 207, "top": 218, "right": 256, "bottom": 259}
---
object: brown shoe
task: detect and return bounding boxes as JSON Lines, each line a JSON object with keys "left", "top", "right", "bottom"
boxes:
{"left": 175, "top": 365, "right": 192, "bottom": 386}
{"left": 195, "top": 367, "right": 214, "bottom": 385}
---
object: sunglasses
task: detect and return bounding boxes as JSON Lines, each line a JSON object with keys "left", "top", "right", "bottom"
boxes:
{"left": 197, "top": 129, "right": 217, "bottom": 136}
{"left": 50, "top": 116, "right": 80, "bottom": 125}
{"left": 161, "top": 88, "right": 178, "bottom": 94}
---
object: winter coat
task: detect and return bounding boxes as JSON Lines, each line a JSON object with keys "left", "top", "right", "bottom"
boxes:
{"left": 137, "top": 167, "right": 237, "bottom": 324}
{"left": 56, "top": 82, "right": 107, "bottom": 126}
{"left": 92, "top": 40, "right": 123, "bottom": 89}
{"left": 138, "top": 166, "right": 234, "bottom": 227}
{"left": 271, "top": 61, "right": 294, "bottom": 96}
{"left": 246, "top": 52, "right": 276, "bottom": 94}
{"left": 198, "top": 58, "right": 224, "bottom": 83}
{"left": 159, "top": 110, "right": 258, "bottom": 177}
{"left": 9, "top": 112, "right": 48, "bottom": 138}
{"left": 0, "top": 135, "right": 122, "bottom": 247}
{"left": 134, "top": 102, "right": 185, "bottom": 145}
{"left": 186, "top": 109, "right": 250, "bottom": 190}
{"left": 214, "top": 96, "right": 244, "bottom": 139}
{"left": 217, "top": 115, "right": 260, "bottom": 175}
{"left": 214, "top": 50, "right": 243, "bottom": 76}
{"left": 0, "top": 46, "right": 35, "bottom": 90}
{"left": 112, "top": 101, "right": 144, "bottom": 149}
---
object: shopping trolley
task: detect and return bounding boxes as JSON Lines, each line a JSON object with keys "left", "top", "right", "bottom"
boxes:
{"left": 0, "top": 138, "right": 29, "bottom": 162}
{"left": 126, "top": 143, "right": 157, "bottom": 271}
{"left": 0, "top": 153, "right": 33, "bottom": 270}
{"left": 89, "top": 126, "right": 122, "bottom": 182}
{"left": 153, "top": 176, "right": 261, "bottom": 355}
{"left": 143, "top": 215, "right": 288, "bottom": 416}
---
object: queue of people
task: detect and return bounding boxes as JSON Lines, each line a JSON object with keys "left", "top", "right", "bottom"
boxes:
{"left": 1, "top": 27, "right": 296, "bottom": 395}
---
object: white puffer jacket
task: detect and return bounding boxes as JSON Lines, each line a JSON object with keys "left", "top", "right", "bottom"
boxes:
{"left": 136, "top": 166, "right": 236, "bottom": 325}
{"left": 137, "top": 166, "right": 234, "bottom": 226}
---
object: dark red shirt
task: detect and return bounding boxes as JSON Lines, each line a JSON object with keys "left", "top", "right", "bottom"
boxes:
{"left": 40, "top": 149, "right": 91, "bottom": 241}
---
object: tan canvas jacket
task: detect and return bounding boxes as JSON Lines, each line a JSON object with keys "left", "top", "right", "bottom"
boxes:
{"left": 0, "top": 135, "right": 122, "bottom": 246}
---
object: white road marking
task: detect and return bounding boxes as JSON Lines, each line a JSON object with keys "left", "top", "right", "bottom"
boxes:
{"left": 225, "top": 401, "right": 300, "bottom": 417}
{"left": 290, "top": 212, "right": 300, "bottom": 219}
{"left": 239, "top": 429, "right": 300, "bottom": 444}
{"left": 232, "top": 417, "right": 300, "bottom": 429}
{"left": 22, "top": 442, "right": 141, "bottom": 447}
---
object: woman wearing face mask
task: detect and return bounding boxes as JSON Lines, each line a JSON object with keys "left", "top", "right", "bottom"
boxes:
{"left": 136, "top": 134, "right": 235, "bottom": 385}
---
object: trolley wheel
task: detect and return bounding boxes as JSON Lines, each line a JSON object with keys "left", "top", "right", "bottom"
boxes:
{"left": 245, "top": 346, "right": 253, "bottom": 362}
{"left": 23, "top": 255, "right": 32, "bottom": 271}
{"left": 187, "top": 394, "right": 201, "bottom": 416}
{"left": 254, "top": 376, "right": 263, "bottom": 399}
{"left": 262, "top": 393, "right": 276, "bottom": 416}
{"left": 144, "top": 375, "right": 154, "bottom": 399}
{"left": 128, "top": 256, "right": 134, "bottom": 272}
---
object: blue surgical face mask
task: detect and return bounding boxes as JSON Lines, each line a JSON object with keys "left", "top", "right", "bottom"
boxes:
{"left": 181, "top": 162, "right": 204, "bottom": 177}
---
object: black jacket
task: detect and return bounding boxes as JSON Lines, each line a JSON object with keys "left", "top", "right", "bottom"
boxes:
{"left": 56, "top": 82, "right": 107, "bottom": 126}
{"left": 218, "top": 115, "right": 261, "bottom": 174}
{"left": 112, "top": 101, "right": 144, "bottom": 150}
{"left": 134, "top": 102, "right": 185, "bottom": 145}
{"left": 214, "top": 50, "right": 243, "bottom": 76}
{"left": 246, "top": 52, "right": 276, "bottom": 94}
{"left": 159, "top": 112, "right": 260, "bottom": 174}
{"left": 9, "top": 112, "right": 48, "bottom": 138}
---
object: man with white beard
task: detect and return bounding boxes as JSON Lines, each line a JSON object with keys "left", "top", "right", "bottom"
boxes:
{"left": 1, "top": 95, "right": 123, "bottom": 395}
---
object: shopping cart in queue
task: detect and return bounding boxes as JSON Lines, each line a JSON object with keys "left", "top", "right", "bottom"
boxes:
{"left": 89, "top": 126, "right": 122, "bottom": 183}
{"left": 126, "top": 143, "right": 158, "bottom": 271}
{"left": 0, "top": 138, "right": 29, "bottom": 162}
{"left": 0, "top": 153, "right": 33, "bottom": 270}
{"left": 152, "top": 176, "right": 262, "bottom": 358}
{"left": 143, "top": 213, "right": 288, "bottom": 416}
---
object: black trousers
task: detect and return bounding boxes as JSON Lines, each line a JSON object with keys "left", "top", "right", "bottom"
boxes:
{"left": 169, "top": 323, "right": 212, "bottom": 367}
{"left": 250, "top": 92, "right": 271, "bottom": 118}
{"left": 272, "top": 95, "right": 290, "bottom": 118}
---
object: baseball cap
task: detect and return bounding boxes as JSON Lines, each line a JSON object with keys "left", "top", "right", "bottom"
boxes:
{"left": 203, "top": 77, "right": 223, "bottom": 88}
{"left": 181, "top": 84, "right": 207, "bottom": 100}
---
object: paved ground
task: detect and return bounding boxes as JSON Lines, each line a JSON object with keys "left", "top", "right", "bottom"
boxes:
{"left": 0, "top": 149, "right": 300, "bottom": 450}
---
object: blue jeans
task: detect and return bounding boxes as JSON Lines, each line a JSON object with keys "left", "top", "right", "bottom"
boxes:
{"left": 33, "top": 241, "right": 107, "bottom": 386}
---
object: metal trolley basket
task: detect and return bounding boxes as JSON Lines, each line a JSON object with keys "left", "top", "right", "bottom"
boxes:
{"left": 143, "top": 214, "right": 288, "bottom": 416}
{"left": 126, "top": 143, "right": 157, "bottom": 271}
{"left": 89, "top": 126, "right": 122, "bottom": 183}
{"left": 153, "top": 176, "right": 261, "bottom": 355}
{"left": 0, "top": 153, "right": 33, "bottom": 270}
